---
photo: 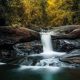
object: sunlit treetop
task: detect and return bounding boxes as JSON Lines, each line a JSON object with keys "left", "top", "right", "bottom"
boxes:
{"left": 0, "top": 0, "right": 80, "bottom": 28}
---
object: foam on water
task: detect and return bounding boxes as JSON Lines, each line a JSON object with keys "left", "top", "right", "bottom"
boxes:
{"left": 0, "top": 62, "right": 6, "bottom": 65}
{"left": 39, "top": 31, "right": 66, "bottom": 58}
{"left": 18, "top": 65, "right": 61, "bottom": 73}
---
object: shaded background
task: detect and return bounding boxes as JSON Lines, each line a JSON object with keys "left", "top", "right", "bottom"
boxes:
{"left": 0, "top": 0, "right": 80, "bottom": 30}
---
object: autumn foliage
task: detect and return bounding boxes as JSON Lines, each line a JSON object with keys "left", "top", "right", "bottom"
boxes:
{"left": 0, "top": 0, "right": 80, "bottom": 29}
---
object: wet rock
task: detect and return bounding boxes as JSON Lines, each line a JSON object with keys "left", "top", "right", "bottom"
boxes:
{"left": 51, "top": 25, "right": 80, "bottom": 39}
{"left": 0, "top": 26, "right": 40, "bottom": 59}
{"left": 51, "top": 25, "right": 80, "bottom": 52}
{"left": 13, "top": 41, "right": 43, "bottom": 56}
{"left": 0, "top": 50, "right": 15, "bottom": 58}
{"left": 61, "top": 58, "right": 80, "bottom": 64}
{"left": 52, "top": 39, "right": 80, "bottom": 52}
{"left": 69, "top": 49, "right": 80, "bottom": 54}
{"left": 36, "top": 57, "right": 76, "bottom": 67}
{"left": 0, "top": 26, "right": 40, "bottom": 45}
{"left": 60, "top": 49, "right": 80, "bottom": 64}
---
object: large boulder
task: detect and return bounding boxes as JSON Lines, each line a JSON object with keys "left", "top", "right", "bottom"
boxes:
{"left": 51, "top": 25, "right": 80, "bottom": 39}
{"left": 52, "top": 39, "right": 80, "bottom": 52}
{"left": 0, "top": 26, "right": 40, "bottom": 45}
{"left": 60, "top": 49, "right": 80, "bottom": 65}
{"left": 51, "top": 25, "right": 80, "bottom": 52}
{"left": 0, "top": 26, "right": 40, "bottom": 59}
{"left": 0, "top": 26, "right": 40, "bottom": 51}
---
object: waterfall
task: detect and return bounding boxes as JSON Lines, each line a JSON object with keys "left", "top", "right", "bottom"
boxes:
{"left": 40, "top": 32, "right": 53, "bottom": 53}
{"left": 40, "top": 32, "right": 66, "bottom": 58}
{"left": 28, "top": 31, "right": 66, "bottom": 59}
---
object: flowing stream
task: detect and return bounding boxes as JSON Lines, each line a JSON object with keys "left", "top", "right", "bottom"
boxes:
{"left": 40, "top": 32, "right": 66, "bottom": 58}
{"left": 13, "top": 31, "right": 79, "bottom": 67}
{"left": 26, "top": 31, "right": 68, "bottom": 66}
{"left": 29, "top": 31, "right": 66, "bottom": 60}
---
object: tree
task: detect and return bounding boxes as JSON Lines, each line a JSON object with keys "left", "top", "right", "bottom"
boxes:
{"left": 20, "top": 0, "right": 42, "bottom": 25}
{"left": 46, "top": 0, "right": 77, "bottom": 26}
{"left": 6, "top": 0, "right": 22, "bottom": 27}
{"left": 0, "top": 0, "right": 8, "bottom": 26}
{"left": 0, "top": 0, "right": 80, "bottom": 28}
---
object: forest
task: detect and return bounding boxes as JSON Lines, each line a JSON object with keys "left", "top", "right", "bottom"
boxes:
{"left": 0, "top": 0, "right": 80, "bottom": 80}
{"left": 0, "top": 0, "right": 80, "bottom": 30}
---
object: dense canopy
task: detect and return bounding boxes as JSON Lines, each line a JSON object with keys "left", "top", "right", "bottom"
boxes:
{"left": 0, "top": 0, "right": 80, "bottom": 29}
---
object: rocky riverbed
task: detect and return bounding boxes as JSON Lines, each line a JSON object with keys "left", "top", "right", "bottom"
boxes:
{"left": 0, "top": 26, "right": 40, "bottom": 64}
{"left": 0, "top": 25, "right": 80, "bottom": 67}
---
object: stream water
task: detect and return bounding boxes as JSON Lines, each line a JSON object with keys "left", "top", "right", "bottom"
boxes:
{"left": 40, "top": 32, "right": 66, "bottom": 57}
{"left": 27, "top": 32, "right": 67, "bottom": 66}
{"left": 0, "top": 64, "right": 80, "bottom": 80}
{"left": 29, "top": 32, "right": 65, "bottom": 59}
{"left": 12, "top": 31, "right": 78, "bottom": 67}
{"left": 0, "top": 31, "right": 80, "bottom": 80}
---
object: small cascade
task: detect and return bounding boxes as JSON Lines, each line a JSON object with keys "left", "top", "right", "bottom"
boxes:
{"left": 39, "top": 31, "right": 66, "bottom": 58}
{"left": 12, "top": 30, "right": 79, "bottom": 67}
{"left": 28, "top": 31, "right": 66, "bottom": 59}
{"left": 40, "top": 32, "right": 53, "bottom": 53}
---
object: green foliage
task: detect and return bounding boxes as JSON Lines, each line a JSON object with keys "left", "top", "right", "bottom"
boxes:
{"left": 46, "top": 0, "right": 80, "bottom": 26}
{"left": 0, "top": 0, "right": 80, "bottom": 28}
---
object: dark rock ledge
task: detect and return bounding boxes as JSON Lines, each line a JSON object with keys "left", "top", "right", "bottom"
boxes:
{"left": 0, "top": 26, "right": 40, "bottom": 61}
{"left": 51, "top": 25, "right": 80, "bottom": 39}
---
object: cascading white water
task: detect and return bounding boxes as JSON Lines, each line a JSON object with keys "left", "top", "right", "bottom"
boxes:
{"left": 40, "top": 32, "right": 66, "bottom": 58}
{"left": 28, "top": 31, "right": 66, "bottom": 59}
{"left": 40, "top": 32, "right": 53, "bottom": 53}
